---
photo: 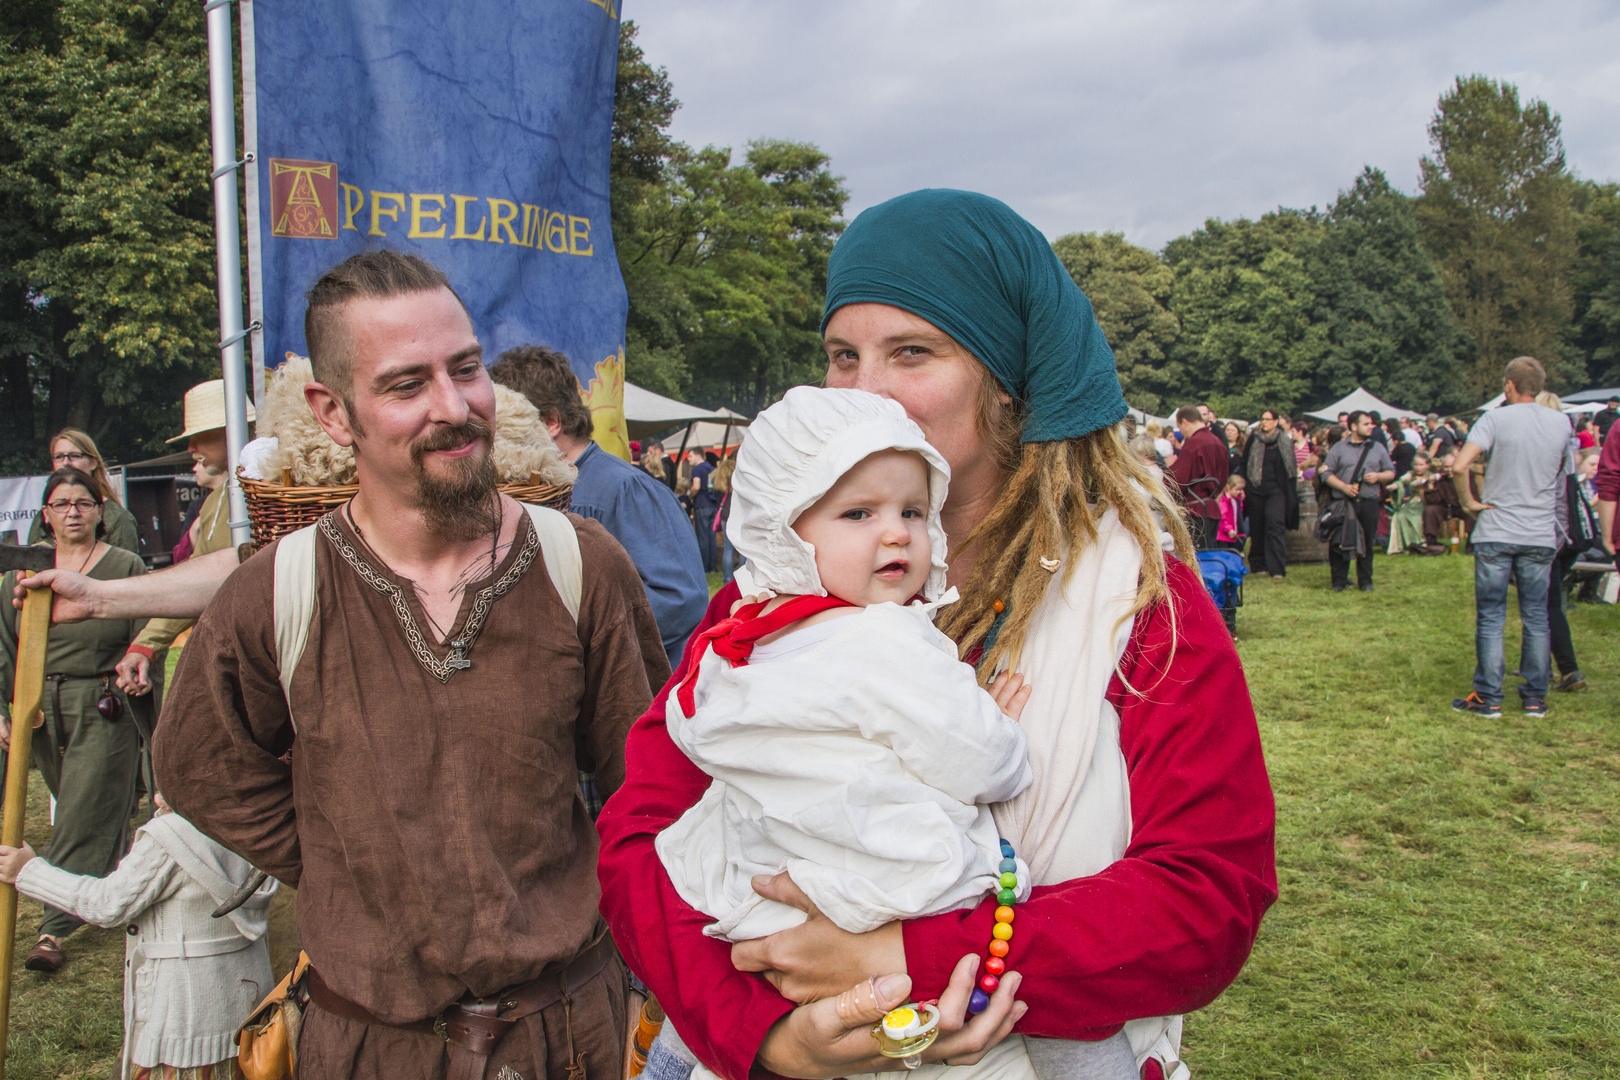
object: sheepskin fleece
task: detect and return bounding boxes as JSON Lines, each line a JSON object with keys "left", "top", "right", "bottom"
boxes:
{"left": 265, "top": 353, "right": 575, "bottom": 488}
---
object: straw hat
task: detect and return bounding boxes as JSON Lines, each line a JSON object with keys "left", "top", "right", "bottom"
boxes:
{"left": 166, "top": 379, "right": 257, "bottom": 444}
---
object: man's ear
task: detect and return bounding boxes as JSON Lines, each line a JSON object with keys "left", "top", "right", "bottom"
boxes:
{"left": 541, "top": 410, "right": 563, "bottom": 441}
{"left": 305, "top": 381, "right": 358, "bottom": 448}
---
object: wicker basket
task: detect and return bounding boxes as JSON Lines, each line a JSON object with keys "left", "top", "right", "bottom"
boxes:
{"left": 239, "top": 471, "right": 573, "bottom": 551}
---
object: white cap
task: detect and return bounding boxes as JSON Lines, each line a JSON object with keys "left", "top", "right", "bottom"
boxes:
{"left": 728, "top": 387, "right": 951, "bottom": 602}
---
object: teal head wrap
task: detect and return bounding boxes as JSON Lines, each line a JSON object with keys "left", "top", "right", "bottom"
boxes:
{"left": 821, "top": 189, "right": 1126, "bottom": 443}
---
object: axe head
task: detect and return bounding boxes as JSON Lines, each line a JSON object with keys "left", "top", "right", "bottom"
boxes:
{"left": 0, "top": 542, "right": 56, "bottom": 576}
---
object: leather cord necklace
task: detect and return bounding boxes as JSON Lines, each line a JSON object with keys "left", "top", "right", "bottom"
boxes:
{"left": 344, "top": 495, "right": 500, "bottom": 644}
{"left": 330, "top": 497, "right": 533, "bottom": 682}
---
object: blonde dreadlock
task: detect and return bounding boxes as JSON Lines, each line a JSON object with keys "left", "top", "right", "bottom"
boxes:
{"left": 937, "top": 375, "right": 1193, "bottom": 684}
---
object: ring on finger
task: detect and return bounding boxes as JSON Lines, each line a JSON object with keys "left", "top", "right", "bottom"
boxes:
{"left": 835, "top": 977, "right": 879, "bottom": 1024}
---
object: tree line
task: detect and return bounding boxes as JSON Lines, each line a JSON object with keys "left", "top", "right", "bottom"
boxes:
{"left": 1056, "top": 76, "right": 1620, "bottom": 419}
{"left": 2, "top": 7, "right": 1614, "bottom": 477}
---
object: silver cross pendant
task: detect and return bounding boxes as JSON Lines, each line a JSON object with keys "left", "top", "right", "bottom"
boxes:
{"left": 446, "top": 639, "right": 473, "bottom": 671}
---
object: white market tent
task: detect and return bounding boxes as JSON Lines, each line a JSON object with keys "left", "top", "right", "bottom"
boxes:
{"left": 1305, "top": 386, "right": 1425, "bottom": 423}
{"left": 660, "top": 408, "right": 750, "bottom": 453}
{"left": 622, "top": 381, "right": 734, "bottom": 441}
{"left": 619, "top": 381, "right": 750, "bottom": 462}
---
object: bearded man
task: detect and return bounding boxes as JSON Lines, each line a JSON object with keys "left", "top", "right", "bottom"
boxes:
{"left": 151, "top": 250, "right": 667, "bottom": 1080}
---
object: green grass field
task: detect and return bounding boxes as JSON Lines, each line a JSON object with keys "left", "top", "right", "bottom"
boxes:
{"left": 1190, "top": 554, "right": 1619, "bottom": 1078}
{"left": 5, "top": 553, "right": 1616, "bottom": 1078}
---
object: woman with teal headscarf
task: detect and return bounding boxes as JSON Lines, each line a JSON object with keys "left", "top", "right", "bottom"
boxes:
{"left": 600, "top": 190, "right": 1276, "bottom": 1080}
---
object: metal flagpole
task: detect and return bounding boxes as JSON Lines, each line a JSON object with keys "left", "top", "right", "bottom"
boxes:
{"left": 238, "top": 0, "right": 267, "bottom": 419}
{"left": 205, "top": 0, "right": 256, "bottom": 548}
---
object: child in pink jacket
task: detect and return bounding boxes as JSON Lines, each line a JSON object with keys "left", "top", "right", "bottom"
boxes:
{"left": 1217, "top": 474, "right": 1247, "bottom": 548}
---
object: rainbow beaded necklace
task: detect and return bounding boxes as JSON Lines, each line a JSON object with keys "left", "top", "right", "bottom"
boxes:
{"left": 968, "top": 837, "right": 1019, "bottom": 1014}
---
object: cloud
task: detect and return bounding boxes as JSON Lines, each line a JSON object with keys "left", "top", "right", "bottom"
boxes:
{"left": 629, "top": 0, "right": 1620, "bottom": 249}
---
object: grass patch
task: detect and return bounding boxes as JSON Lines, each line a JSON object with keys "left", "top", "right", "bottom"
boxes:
{"left": 5, "top": 773, "right": 129, "bottom": 1079}
{"left": 1190, "top": 554, "right": 1620, "bottom": 1077}
{"left": 6, "top": 556, "right": 1615, "bottom": 1077}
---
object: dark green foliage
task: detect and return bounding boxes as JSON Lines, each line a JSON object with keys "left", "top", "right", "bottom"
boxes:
{"left": 611, "top": 23, "right": 846, "bottom": 412}
{"left": 0, "top": 0, "right": 221, "bottom": 473}
{"left": 1050, "top": 231, "right": 1180, "bottom": 415}
{"left": 1416, "top": 76, "right": 1581, "bottom": 396}
{"left": 1567, "top": 182, "right": 1620, "bottom": 388}
{"left": 1162, "top": 211, "right": 1330, "bottom": 418}
{"left": 1312, "top": 168, "right": 1471, "bottom": 412}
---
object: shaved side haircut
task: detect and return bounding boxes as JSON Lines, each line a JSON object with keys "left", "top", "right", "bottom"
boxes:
{"left": 303, "top": 250, "right": 467, "bottom": 407}
{"left": 1504, "top": 355, "right": 1546, "bottom": 397}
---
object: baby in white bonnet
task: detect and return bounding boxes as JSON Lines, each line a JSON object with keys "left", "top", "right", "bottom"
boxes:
{"left": 656, "top": 385, "right": 1034, "bottom": 943}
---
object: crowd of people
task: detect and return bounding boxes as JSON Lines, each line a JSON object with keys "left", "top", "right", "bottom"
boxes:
{"left": 1137, "top": 372, "right": 1617, "bottom": 714}
{"left": 0, "top": 193, "right": 1614, "bottom": 1080}
{"left": 632, "top": 440, "right": 744, "bottom": 587}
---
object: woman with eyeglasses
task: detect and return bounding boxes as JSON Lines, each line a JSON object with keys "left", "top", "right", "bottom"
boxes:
{"left": 0, "top": 468, "right": 148, "bottom": 973}
{"left": 25, "top": 429, "right": 140, "bottom": 552}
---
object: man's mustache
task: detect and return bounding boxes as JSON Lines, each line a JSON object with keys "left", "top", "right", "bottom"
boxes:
{"left": 410, "top": 418, "right": 492, "bottom": 463}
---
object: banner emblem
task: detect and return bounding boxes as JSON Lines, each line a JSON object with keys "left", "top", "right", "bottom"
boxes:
{"left": 269, "top": 159, "right": 339, "bottom": 238}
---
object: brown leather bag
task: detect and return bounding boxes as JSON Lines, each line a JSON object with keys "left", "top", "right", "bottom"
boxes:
{"left": 237, "top": 951, "right": 312, "bottom": 1080}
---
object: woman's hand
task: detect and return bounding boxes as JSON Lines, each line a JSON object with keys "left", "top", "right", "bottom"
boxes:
{"left": 0, "top": 842, "right": 36, "bottom": 884}
{"left": 732, "top": 873, "right": 906, "bottom": 1003}
{"left": 756, "top": 955, "right": 1027, "bottom": 1078}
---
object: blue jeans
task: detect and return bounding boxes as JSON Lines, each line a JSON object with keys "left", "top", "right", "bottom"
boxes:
{"left": 692, "top": 511, "right": 718, "bottom": 572}
{"left": 720, "top": 537, "right": 742, "bottom": 585}
{"left": 1472, "top": 542, "right": 1556, "bottom": 704}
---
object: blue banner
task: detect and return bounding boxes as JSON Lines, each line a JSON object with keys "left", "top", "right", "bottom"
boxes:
{"left": 245, "top": 0, "right": 630, "bottom": 455}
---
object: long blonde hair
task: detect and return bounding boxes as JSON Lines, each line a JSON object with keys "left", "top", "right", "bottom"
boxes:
{"left": 48, "top": 428, "right": 122, "bottom": 506}
{"left": 936, "top": 367, "right": 1193, "bottom": 683}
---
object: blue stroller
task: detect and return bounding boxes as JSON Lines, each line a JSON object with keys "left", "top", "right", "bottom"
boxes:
{"left": 1196, "top": 550, "right": 1247, "bottom": 635}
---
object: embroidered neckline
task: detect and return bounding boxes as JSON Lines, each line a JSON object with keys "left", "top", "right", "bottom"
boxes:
{"left": 317, "top": 511, "right": 539, "bottom": 683}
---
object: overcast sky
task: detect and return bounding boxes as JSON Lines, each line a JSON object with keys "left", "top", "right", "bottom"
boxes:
{"left": 628, "top": 0, "right": 1620, "bottom": 250}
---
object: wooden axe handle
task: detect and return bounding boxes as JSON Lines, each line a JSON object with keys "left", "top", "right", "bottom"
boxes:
{"left": 0, "top": 585, "right": 52, "bottom": 1077}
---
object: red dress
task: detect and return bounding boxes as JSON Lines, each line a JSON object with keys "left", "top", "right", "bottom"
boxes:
{"left": 596, "top": 559, "right": 1277, "bottom": 1080}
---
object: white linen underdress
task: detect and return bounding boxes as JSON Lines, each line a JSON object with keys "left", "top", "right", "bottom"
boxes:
{"left": 656, "top": 599, "right": 1032, "bottom": 941}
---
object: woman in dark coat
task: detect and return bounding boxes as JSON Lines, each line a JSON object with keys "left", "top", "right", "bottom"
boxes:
{"left": 1240, "top": 409, "right": 1299, "bottom": 578}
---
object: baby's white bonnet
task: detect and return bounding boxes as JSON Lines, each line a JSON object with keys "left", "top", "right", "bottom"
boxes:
{"left": 728, "top": 387, "right": 951, "bottom": 601}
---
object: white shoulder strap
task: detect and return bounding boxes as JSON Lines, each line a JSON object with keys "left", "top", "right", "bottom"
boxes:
{"left": 523, "top": 503, "right": 582, "bottom": 624}
{"left": 272, "top": 524, "right": 320, "bottom": 730}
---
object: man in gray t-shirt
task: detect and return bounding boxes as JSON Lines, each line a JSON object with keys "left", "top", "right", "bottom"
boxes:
{"left": 1320, "top": 412, "right": 1396, "bottom": 592}
{"left": 1459, "top": 403, "right": 1574, "bottom": 550}
{"left": 1450, "top": 357, "right": 1574, "bottom": 719}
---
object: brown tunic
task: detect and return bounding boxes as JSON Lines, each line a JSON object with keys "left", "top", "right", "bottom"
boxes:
{"left": 152, "top": 510, "right": 667, "bottom": 1026}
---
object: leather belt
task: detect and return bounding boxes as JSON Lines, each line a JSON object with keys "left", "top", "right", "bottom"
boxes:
{"left": 305, "top": 925, "right": 615, "bottom": 1080}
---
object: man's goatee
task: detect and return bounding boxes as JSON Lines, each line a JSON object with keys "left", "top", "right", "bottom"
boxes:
{"left": 411, "top": 419, "right": 499, "bottom": 541}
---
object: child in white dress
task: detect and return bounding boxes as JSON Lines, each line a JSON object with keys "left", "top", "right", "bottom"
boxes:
{"left": 657, "top": 386, "right": 1034, "bottom": 941}
{"left": 0, "top": 797, "right": 277, "bottom": 1080}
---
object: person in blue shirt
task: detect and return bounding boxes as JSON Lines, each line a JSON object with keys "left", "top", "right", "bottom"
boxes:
{"left": 490, "top": 346, "right": 709, "bottom": 670}
{"left": 689, "top": 452, "right": 721, "bottom": 572}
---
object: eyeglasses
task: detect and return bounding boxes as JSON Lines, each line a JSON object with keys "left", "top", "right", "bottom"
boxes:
{"left": 51, "top": 451, "right": 92, "bottom": 465}
{"left": 46, "top": 499, "right": 98, "bottom": 515}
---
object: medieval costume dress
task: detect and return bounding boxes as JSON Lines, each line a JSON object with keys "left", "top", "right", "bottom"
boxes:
{"left": 153, "top": 509, "right": 666, "bottom": 1080}
{"left": 599, "top": 190, "right": 1275, "bottom": 1080}
{"left": 1, "top": 545, "right": 147, "bottom": 944}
